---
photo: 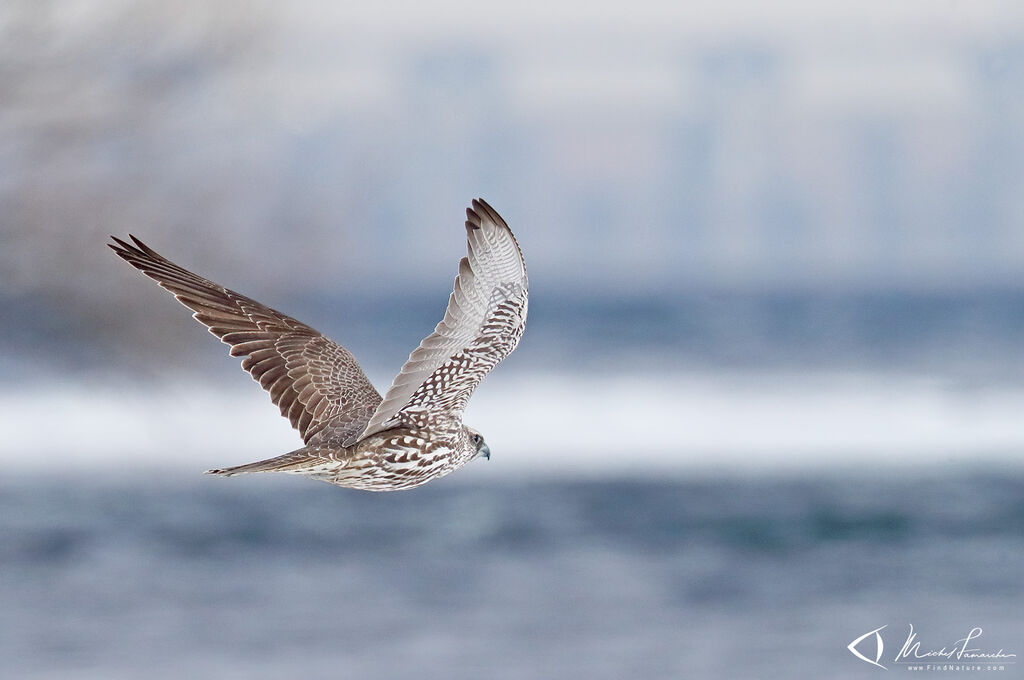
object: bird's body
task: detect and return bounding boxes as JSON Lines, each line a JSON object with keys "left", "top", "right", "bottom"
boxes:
{"left": 110, "top": 199, "right": 527, "bottom": 491}
{"left": 214, "top": 426, "right": 475, "bottom": 492}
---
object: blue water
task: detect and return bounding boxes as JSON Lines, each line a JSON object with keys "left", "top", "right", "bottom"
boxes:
{"left": 6, "top": 289, "right": 1024, "bottom": 382}
{"left": 3, "top": 472, "right": 1022, "bottom": 679}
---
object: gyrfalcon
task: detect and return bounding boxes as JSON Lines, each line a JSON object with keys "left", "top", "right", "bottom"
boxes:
{"left": 109, "top": 199, "right": 528, "bottom": 491}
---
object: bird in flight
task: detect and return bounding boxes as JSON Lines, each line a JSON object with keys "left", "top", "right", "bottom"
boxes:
{"left": 110, "top": 199, "right": 528, "bottom": 491}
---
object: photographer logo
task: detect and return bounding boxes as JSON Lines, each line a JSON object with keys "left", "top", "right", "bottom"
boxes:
{"left": 848, "top": 624, "right": 1016, "bottom": 672}
{"left": 848, "top": 625, "right": 888, "bottom": 669}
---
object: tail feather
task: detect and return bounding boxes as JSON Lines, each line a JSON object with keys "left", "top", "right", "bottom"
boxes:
{"left": 205, "top": 445, "right": 345, "bottom": 477}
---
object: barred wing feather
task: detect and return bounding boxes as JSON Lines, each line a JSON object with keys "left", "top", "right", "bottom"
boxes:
{"left": 109, "top": 236, "right": 382, "bottom": 446}
{"left": 359, "top": 198, "right": 528, "bottom": 439}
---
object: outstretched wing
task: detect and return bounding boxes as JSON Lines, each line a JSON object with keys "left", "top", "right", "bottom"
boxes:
{"left": 109, "top": 236, "right": 381, "bottom": 446}
{"left": 359, "top": 198, "right": 528, "bottom": 439}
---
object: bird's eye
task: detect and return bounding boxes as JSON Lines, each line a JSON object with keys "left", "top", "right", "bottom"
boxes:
{"left": 472, "top": 434, "right": 481, "bottom": 444}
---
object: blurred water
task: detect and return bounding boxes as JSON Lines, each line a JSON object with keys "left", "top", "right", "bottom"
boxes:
{"left": 5, "top": 290, "right": 1024, "bottom": 471}
{"left": 2, "top": 473, "right": 1021, "bottom": 679}
{"left": 6, "top": 289, "right": 1024, "bottom": 382}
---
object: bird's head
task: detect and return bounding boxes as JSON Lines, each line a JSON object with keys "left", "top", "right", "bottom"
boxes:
{"left": 465, "top": 426, "right": 490, "bottom": 461}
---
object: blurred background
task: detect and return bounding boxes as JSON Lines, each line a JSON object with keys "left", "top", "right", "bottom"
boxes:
{"left": 2, "top": 1, "right": 1023, "bottom": 678}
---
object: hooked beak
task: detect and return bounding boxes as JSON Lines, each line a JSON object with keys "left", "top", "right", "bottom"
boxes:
{"left": 479, "top": 443, "right": 491, "bottom": 461}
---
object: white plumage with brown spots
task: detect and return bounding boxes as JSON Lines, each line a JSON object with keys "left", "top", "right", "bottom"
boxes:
{"left": 110, "top": 198, "right": 526, "bottom": 491}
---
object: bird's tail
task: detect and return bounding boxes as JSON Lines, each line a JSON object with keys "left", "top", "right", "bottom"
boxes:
{"left": 205, "top": 445, "right": 343, "bottom": 477}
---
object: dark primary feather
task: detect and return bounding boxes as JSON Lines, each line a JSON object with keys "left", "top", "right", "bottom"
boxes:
{"left": 108, "top": 235, "right": 381, "bottom": 446}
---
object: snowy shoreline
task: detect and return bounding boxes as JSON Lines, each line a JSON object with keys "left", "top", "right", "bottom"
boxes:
{"left": 5, "top": 370, "right": 1024, "bottom": 473}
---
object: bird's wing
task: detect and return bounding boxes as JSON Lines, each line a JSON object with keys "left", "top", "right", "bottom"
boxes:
{"left": 109, "top": 236, "right": 381, "bottom": 446}
{"left": 359, "top": 198, "right": 528, "bottom": 439}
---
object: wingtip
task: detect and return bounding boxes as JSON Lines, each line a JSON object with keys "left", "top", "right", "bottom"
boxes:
{"left": 128, "top": 234, "right": 160, "bottom": 257}
{"left": 108, "top": 234, "right": 144, "bottom": 253}
{"left": 108, "top": 234, "right": 168, "bottom": 266}
{"left": 466, "top": 203, "right": 482, "bottom": 232}
{"left": 466, "top": 197, "right": 503, "bottom": 233}
{"left": 108, "top": 235, "right": 136, "bottom": 259}
{"left": 466, "top": 197, "right": 508, "bottom": 234}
